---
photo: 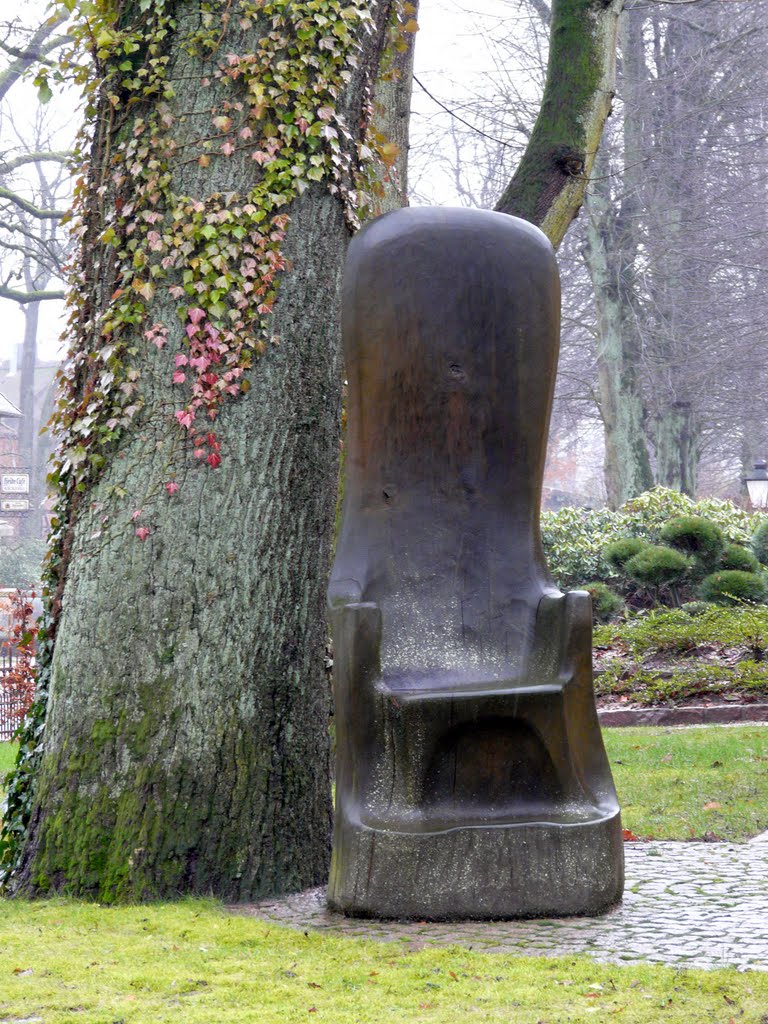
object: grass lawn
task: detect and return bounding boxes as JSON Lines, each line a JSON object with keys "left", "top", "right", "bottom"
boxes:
{"left": 1, "top": 731, "right": 768, "bottom": 1020}
{"left": 604, "top": 724, "right": 768, "bottom": 840}
{"left": 0, "top": 741, "right": 16, "bottom": 807}
{"left": 4, "top": 725, "right": 768, "bottom": 842}
{"left": 0, "top": 740, "right": 17, "bottom": 776}
{"left": 1, "top": 898, "right": 768, "bottom": 1023}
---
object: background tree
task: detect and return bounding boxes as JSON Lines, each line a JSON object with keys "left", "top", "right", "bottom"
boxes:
{"left": 0, "top": 11, "right": 73, "bottom": 539}
{"left": 418, "top": 0, "right": 768, "bottom": 506}
{"left": 1, "top": 121, "right": 70, "bottom": 534}
{"left": 588, "top": 0, "right": 768, "bottom": 501}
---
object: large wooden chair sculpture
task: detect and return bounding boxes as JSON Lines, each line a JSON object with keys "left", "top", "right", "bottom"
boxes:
{"left": 327, "top": 207, "right": 624, "bottom": 919}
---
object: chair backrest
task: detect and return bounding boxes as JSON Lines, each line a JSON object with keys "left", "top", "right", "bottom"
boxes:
{"left": 331, "top": 207, "right": 562, "bottom": 683}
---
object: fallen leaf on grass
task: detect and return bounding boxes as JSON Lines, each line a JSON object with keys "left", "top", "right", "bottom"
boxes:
{"left": 622, "top": 828, "right": 641, "bottom": 841}
{"left": 307, "top": 982, "right": 322, "bottom": 989}
{"left": 703, "top": 801, "right": 722, "bottom": 810}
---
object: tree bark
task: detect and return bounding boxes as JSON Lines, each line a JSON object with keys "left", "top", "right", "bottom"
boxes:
{"left": 582, "top": 10, "right": 653, "bottom": 507}
{"left": 372, "top": 5, "right": 417, "bottom": 212}
{"left": 654, "top": 401, "right": 698, "bottom": 496}
{"left": 496, "top": 0, "right": 624, "bottom": 248}
{"left": 584, "top": 149, "right": 652, "bottom": 508}
{"left": 13, "top": 1, "right": 395, "bottom": 902}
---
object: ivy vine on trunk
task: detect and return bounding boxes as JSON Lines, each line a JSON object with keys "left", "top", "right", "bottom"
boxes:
{"left": 1, "top": 0, "right": 409, "bottom": 900}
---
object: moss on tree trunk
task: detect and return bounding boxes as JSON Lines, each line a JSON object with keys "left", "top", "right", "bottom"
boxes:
{"left": 496, "top": 0, "right": 624, "bottom": 248}
{"left": 14, "top": 1, "right": 394, "bottom": 902}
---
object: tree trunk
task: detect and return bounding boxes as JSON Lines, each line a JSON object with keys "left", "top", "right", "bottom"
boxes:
{"left": 12, "top": 0, "right": 395, "bottom": 902}
{"left": 584, "top": 175, "right": 653, "bottom": 507}
{"left": 654, "top": 400, "right": 698, "bottom": 496}
{"left": 496, "top": 0, "right": 624, "bottom": 247}
{"left": 372, "top": 4, "right": 416, "bottom": 213}
{"left": 18, "top": 201, "right": 349, "bottom": 901}
{"left": 17, "top": 264, "right": 40, "bottom": 539}
{"left": 582, "top": 11, "right": 653, "bottom": 508}
{"left": 640, "top": 11, "right": 708, "bottom": 493}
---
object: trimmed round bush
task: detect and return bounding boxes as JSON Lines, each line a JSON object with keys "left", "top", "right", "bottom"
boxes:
{"left": 624, "top": 545, "right": 692, "bottom": 589}
{"left": 699, "top": 570, "right": 767, "bottom": 605}
{"left": 604, "top": 537, "right": 647, "bottom": 572}
{"left": 659, "top": 515, "right": 724, "bottom": 567}
{"left": 583, "top": 582, "right": 624, "bottom": 623}
{"left": 752, "top": 521, "right": 768, "bottom": 566}
{"left": 720, "top": 543, "right": 760, "bottom": 573}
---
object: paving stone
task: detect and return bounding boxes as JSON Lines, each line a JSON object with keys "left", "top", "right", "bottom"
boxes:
{"left": 232, "top": 841, "right": 768, "bottom": 972}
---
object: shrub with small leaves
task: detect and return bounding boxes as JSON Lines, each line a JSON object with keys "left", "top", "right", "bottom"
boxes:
{"left": 541, "top": 487, "right": 764, "bottom": 591}
{"left": 604, "top": 537, "right": 647, "bottom": 572}
{"left": 680, "top": 601, "right": 711, "bottom": 617}
{"left": 720, "top": 543, "right": 760, "bottom": 574}
{"left": 624, "top": 545, "right": 692, "bottom": 590}
{"left": 752, "top": 521, "right": 768, "bottom": 566}
{"left": 593, "top": 602, "right": 768, "bottom": 655}
{"left": 659, "top": 515, "right": 724, "bottom": 569}
{"left": 583, "top": 581, "right": 624, "bottom": 623}
{"left": 699, "top": 570, "right": 768, "bottom": 606}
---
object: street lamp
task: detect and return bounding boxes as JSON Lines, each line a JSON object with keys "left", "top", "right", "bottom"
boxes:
{"left": 745, "top": 459, "right": 768, "bottom": 509}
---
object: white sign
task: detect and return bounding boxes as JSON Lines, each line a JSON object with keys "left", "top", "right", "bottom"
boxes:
{"left": 1, "top": 498, "right": 29, "bottom": 512}
{"left": 1, "top": 473, "right": 29, "bottom": 494}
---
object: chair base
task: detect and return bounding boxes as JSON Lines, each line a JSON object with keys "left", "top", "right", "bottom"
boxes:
{"left": 327, "top": 810, "right": 624, "bottom": 920}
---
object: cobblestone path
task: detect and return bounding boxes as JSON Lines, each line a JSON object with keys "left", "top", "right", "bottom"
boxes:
{"left": 237, "top": 838, "right": 768, "bottom": 972}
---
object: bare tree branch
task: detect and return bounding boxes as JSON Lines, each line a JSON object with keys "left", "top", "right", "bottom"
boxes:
{"left": 0, "top": 150, "right": 70, "bottom": 173}
{"left": 0, "top": 282, "right": 64, "bottom": 302}
{"left": 0, "top": 185, "right": 66, "bottom": 219}
{"left": 0, "top": 15, "right": 69, "bottom": 104}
